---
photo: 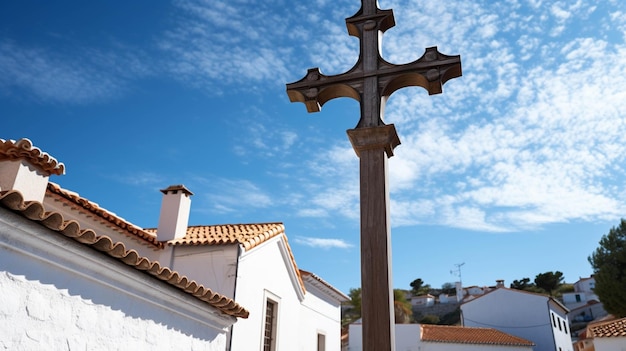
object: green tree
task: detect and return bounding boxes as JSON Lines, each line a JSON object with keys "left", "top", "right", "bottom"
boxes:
{"left": 343, "top": 287, "right": 415, "bottom": 324}
{"left": 534, "top": 271, "right": 564, "bottom": 296}
{"left": 441, "top": 282, "right": 456, "bottom": 295}
{"left": 410, "top": 278, "right": 424, "bottom": 295}
{"left": 588, "top": 219, "right": 626, "bottom": 317}
{"left": 409, "top": 278, "right": 431, "bottom": 295}
{"left": 393, "top": 289, "right": 413, "bottom": 323}
{"left": 510, "top": 277, "right": 533, "bottom": 290}
{"left": 342, "top": 287, "right": 362, "bottom": 325}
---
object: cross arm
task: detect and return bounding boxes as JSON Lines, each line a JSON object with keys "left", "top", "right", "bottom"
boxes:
{"left": 286, "top": 67, "right": 361, "bottom": 113}
{"left": 380, "top": 47, "right": 462, "bottom": 97}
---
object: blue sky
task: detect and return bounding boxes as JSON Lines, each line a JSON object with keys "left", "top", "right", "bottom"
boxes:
{"left": 2, "top": 0, "right": 626, "bottom": 295}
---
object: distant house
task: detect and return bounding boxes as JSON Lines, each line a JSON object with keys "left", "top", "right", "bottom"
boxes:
{"left": 574, "top": 316, "right": 626, "bottom": 351}
{"left": 455, "top": 281, "right": 499, "bottom": 303}
{"left": 461, "top": 286, "right": 573, "bottom": 351}
{"left": 0, "top": 138, "right": 246, "bottom": 349}
{"left": 411, "top": 294, "right": 435, "bottom": 307}
{"left": 0, "top": 138, "right": 348, "bottom": 351}
{"left": 563, "top": 276, "right": 601, "bottom": 310}
{"left": 348, "top": 323, "right": 534, "bottom": 350}
{"left": 438, "top": 293, "right": 455, "bottom": 304}
{"left": 564, "top": 276, "right": 608, "bottom": 325}
{"left": 568, "top": 300, "right": 608, "bottom": 325}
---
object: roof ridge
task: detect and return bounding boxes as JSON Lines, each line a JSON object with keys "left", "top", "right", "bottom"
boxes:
{"left": 46, "top": 182, "right": 163, "bottom": 248}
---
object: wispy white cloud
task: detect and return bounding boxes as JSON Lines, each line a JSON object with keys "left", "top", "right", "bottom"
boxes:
{"left": 200, "top": 178, "right": 273, "bottom": 214}
{"left": 112, "top": 172, "right": 166, "bottom": 187}
{"left": 282, "top": 0, "right": 626, "bottom": 232}
{"left": 0, "top": 40, "right": 150, "bottom": 104}
{"left": 294, "top": 236, "right": 353, "bottom": 249}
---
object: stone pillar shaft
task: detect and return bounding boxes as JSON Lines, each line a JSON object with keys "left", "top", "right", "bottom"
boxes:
{"left": 348, "top": 124, "right": 400, "bottom": 351}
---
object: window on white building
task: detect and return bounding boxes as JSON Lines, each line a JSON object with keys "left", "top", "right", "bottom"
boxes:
{"left": 317, "top": 333, "right": 326, "bottom": 351}
{"left": 263, "top": 299, "right": 278, "bottom": 351}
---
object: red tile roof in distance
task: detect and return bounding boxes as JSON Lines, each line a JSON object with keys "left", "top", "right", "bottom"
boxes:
{"left": 421, "top": 324, "right": 535, "bottom": 346}
{"left": 588, "top": 317, "right": 626, "bottom": 337}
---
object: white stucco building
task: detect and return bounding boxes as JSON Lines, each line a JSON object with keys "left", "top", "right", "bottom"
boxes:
{"left": 150, "top": 220, "right": 349, "bottom": 351}
{"left": 0, "top": 138, "right": 348, "bottom": 350}
{"left": 563, "top": 276, "right": 600, "bottom": 309}
{"left": 0, "top": 138, "right": 246, "bottom": 350}
{"left": 461, "top": 287, "right": 573, "bottom": 351}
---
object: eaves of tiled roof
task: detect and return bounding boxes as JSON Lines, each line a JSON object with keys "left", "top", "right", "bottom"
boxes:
{"left": 0, "top": 189, "right": 249, "bottom": 319}
{"left": 588, "top": 316, "right": 626, "bottom": 337}
{"left": 46, "top": 182, "right": 163, "bottom": 249}
{"left": 420, "top": 324, "right": 535, "bottom": 346}
{"left": 161, "top": 223, "right": 285, "bottom": 251}
{"left": 0, "top": 138, "right": 64, "bottom": 175}
{"left": 300, "top": 269, "right": 349, "bottom": 302}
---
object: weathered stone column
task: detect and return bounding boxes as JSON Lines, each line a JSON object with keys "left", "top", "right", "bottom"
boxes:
{"left": 347, "top": 124, "right": 400, "bottom": 351}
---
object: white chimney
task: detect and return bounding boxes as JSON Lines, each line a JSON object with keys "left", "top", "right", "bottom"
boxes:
{"left": 455, "top": 281, "right": 463, "bottom": 302}
{"left": 0, "top": 138, "right": 64, "bottom": 203}
{"left": 157, "top": 185, "right": 193, "bottom": 241}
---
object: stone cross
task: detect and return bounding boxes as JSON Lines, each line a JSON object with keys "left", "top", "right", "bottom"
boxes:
{"left": 286, "top": 1, "right": 461, "bottom": 350}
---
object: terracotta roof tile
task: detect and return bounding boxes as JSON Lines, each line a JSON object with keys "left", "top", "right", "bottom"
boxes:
{"left": 421, "top": 324, "right": 535, "bottom": 346}
{"left": 0, "top": 189, "right": 249, "bottom": 319}
{"left": 588, "top": 317, "right": 626, "bottom": 337}
{"left": 158, "top": 223, "right": 285, "bottom": 251}
{"left": 46, "top": 182, "right": 163, "bottom": 249}
{"left": 0, "top": 138, "right": 64, "bottom": 175}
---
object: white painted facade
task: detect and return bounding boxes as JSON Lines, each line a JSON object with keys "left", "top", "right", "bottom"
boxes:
{"left": 169, "top": 235, "right": 346, "bottom": 351}
{"left": 349, "top": 323, "right": 421, "bottom": 351}
{"left": 410, "top": 295, "right": 435, "bottom": 307}
{"left": 0, "top": 207, "right": 235, "bottom": 350}
{"left": 461, "top": 288, "right": 573, "bottom": 351}
{"left": 592, "top": 337, "right": 626, "bottom": 351}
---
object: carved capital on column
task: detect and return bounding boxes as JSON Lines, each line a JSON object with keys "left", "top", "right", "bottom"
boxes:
{"left": 347, "top": 124, "right": 401, "bottom": 158}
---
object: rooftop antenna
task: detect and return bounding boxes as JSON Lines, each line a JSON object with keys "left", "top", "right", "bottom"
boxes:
{"left": 450, "top": 262, "right": 465, "bottom": 285}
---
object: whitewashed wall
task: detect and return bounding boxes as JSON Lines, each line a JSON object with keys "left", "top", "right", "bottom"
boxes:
{"left": 0, "top": 208, "right": 234, "bottom": 351}
{"left": 461, "top": 289, "right": 572, "bottom": 351}
{"left": 229, "top": 236, "right": 305, "bottom": 351}
{"left": 171, "top": 244, "right": 239, "bottom": 298}
{"left": 593, "top": 337, "right": 626, "bottom": 351}
{"left": 349, "top": 324, "right": 420, "bottom": 351}
{"left": 299, "top": 282, "right": 344, "bottom": 351}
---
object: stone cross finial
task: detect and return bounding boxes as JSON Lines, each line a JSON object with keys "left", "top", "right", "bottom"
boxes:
{"left": 286, "top": 1, "right": 461, "bottom": 128}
